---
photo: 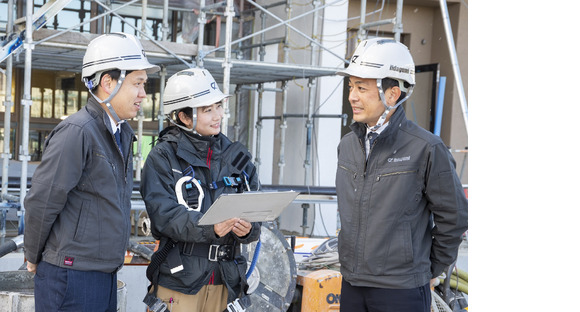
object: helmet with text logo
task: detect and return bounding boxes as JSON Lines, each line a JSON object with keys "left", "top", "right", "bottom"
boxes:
{"left": 337, "top": 37, "right": 415, "bottom": 91}
{"left": 337, "top": 38, "right": 415, "bottom": 130}
{"left": 82, "top": 32, "right": 159, "bottom": 90}
{"left": 82, "top": 32, "right": 159, "bottom": 123}
{"left": 163, "top": 68, "right": 229, "bottom": 131}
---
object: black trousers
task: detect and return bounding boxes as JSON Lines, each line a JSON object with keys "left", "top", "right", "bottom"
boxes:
{"left": 34, "top": 261, "right": 117, "bottom": 312}
{"left": 340, "top": 279, "right": 431, "bottom": 312}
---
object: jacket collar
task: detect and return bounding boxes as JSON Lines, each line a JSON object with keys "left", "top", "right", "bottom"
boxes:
{"left": 350, "top": 107, "right": 407, "bottom": 141}
{"left": 85, "top": 96, "right": 135, "bottom": 138}
{"left": 160, "top": 126, "right": 223, "bottom": 168}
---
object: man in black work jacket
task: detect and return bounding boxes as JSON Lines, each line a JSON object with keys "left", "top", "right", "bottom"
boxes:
{"left": 24, "top": 33, "right": 159, "bottom": 312}
{"left": 335, "top": 38, "right": 468, "bottom": 312}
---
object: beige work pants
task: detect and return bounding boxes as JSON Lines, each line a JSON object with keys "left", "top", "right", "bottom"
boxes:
{"left": 154, "top": 284, "right": 228, "bottom": 312}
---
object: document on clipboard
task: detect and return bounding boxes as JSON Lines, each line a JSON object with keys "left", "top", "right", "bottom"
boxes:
{"left": 197, "top": 191, "right": 300, "bottom": 225}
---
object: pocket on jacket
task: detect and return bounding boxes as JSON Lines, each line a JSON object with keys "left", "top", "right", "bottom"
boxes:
{"left": 365, "top": 222, "right": 413, "bottom": 275}
{"left": 73, "top": 200, "right": 90, "bottom": 242}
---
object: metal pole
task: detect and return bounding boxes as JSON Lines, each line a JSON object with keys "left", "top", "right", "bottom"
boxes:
{"left": 162, "top": 0, "right": 169, "bottom": 41}
{"left": 197, "top": 0, "right": 207, "bottom": 68}
{"left": 1, "top": 0, "right": 14, "bottom": 238}
{"left": 19, "top": 0, "right": 34, "bottom": 231}
{"left": 254, "top": 84, "right": 264, "bottom": 177}
{"left": 394, "top": 0, "right": 404, "bottom": 42}
{"left": 358, "top": 0, "right": 366, "bottom": 40}
{"left": 277, "top": 81, "right": 288, "bottom": 185}
{"left": 158, "top": 66, "right": 167, "bottom": 133}
{"left": 141, "top": 0, "right": 148, "bottom": 36}
{"left": 135, "top": 106, "right": 144, "bottom": 181}
{"left": 207, "top": 0, "right": 345, "bottom": 63}
{"left": 277, "top": 0, "right": 291, "bottom": 185}
{"left": 304, "top": 1, "right": 320, "bottom": 186}
{"left": 439, "top": 0, "right": 468, "bottom": 134}
{"left": 221, "top": 0, "right": 234, "bottom": 136}
{"left": 233, "top": 85, "right": 241, "bottom": 141}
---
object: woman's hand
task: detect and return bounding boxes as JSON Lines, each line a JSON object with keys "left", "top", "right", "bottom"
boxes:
{"left": 232, "top": 219, "right": 251, "bottom": 237}
{"left": 214, "top": 218, "right": 237, "bottom": 237}
{"left": 213, "top": 218, "right": 251, "bottom": 237}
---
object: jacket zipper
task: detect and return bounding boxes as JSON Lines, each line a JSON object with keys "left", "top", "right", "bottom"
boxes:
{"left": 356, "top": 136, "right": 367, "bottom": 273}
{"left": 338, "top": 165, "right": 357, "bottom": 180}
{"left": 375, "top": 170, "right": 415, "bottom": 181}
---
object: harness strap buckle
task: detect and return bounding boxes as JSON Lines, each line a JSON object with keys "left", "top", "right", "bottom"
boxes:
{"left": 226, "top": 298, "right": 247, "bottom": 312}
{"left": 208, "top": 244, "right": 220, "bottom": 261}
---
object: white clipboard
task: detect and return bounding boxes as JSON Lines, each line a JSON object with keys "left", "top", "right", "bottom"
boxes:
{"left": 197, "top": 191, "right": 300, "bottom": 225}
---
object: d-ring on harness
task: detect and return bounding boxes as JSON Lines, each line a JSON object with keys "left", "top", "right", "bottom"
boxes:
{"left": 174, "top": 166, "right": 203, "bottom": 212}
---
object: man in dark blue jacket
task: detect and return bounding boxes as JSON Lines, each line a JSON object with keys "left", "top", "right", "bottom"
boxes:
{"left": 24, "top": 33, "right": 159, "bottom": 312}
{"left": 335, "top": 38, "right": 468, "bottom": 312}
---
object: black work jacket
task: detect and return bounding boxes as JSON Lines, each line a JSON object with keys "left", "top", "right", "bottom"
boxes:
{"left": 24, "top": 97, "right": 134, "bottom": 273}
{"left": 336, "top": 108, "right": 468, "bottom": 289}
{"left": 140, "top": 126, "right": 261, "bottom": 300}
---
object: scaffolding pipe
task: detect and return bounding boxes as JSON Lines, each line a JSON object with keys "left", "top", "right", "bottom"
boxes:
{"left": 158, "top": 66, "right": 167, "bottom": 133}
{"left": 360, "top": 18, "right": 395, "bottom": 30}
{"left": 35, "top": 0, "right": 140, "bottom": 46}
{"left": 304, "top": 0, "right": 321, "bottom": 186}
{"left": 197, "top": 0, "right": 207, "bottom": 68}
{"left": 394, "top": 0, "right": 404, "bottom": 42}
{"left": 137, "top": 0, "right": 148, "bottom": 179}
{"left": 439, "top": 0, "right": 468, "bottom": 134}
{"left": 358, "top": 0, "right": 366, "bottom": 40}
{"left": 141, "top": 0, "right": 148, "bottom": 36}
{"left": 277, "top": 81, "right": 288, "bottom": 184}
{"left": 93, "top": 0, "right": 191, "bottom": 67}
{"left": 19, "top": 0, "right": 34, "bottom": 230}
{"left": 162, "top": 0, "right": 169, "bottom": 41}
{"left": 207, "top": 0, "right": 346, "bottom": 64}
{"left": 241, "top": 86, "right": 283, "bottom": 93}
{"left": 233, "top": 86, "right": 241, "bottom": 141}
{"left": 221, "top": 0, "right": 234, "bottom": 136}
{"left": 252, "top": 9, "right": 268, "bottom": 175}
{"left": 1, "top": 0, "right": 14, "bottom": 238}
{"left": 135, "top": 106, "right": 144, "bottom": 181}
{"left": 236, "top": 0, "right": 244, "bottom": 60}
{"left": 278, "top": 0, "right": 291, "bottom": 185}
{"left": 254, "top": 83, "right": 264, "bottom": 177}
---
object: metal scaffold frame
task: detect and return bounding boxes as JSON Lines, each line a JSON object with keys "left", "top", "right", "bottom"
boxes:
{"left": 0, "top": 0, "right": 348, "bottom": 233}
{"left": 0, "top": 0, "right": 468, "bottom": 236}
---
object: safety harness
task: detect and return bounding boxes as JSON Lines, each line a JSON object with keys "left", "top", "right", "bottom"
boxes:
{"left": 144, "top": 137, "right": 256, "bottom": 312}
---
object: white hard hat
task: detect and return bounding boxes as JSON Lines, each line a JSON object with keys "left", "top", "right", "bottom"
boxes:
{"left": 82, "top": 32, "right": 160, "bottom": 89}
{"left": 163, "top": 68, "right": 229, "bottom": 115}
{"left": 337, "top": 38, "right": 415, "bottom": 86}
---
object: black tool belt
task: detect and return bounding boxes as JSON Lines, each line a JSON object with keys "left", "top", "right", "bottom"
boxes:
{"left": 180, "top": 242, "right": 238, "bottom": 262}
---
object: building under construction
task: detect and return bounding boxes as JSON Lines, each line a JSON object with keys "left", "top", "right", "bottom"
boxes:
{"left": 0, "top": 1, "right": 468, "bottom": 311}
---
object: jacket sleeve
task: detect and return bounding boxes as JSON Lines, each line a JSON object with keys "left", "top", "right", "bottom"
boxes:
{"left": 23, "top": 124, "right": 86, "bottom": 264}
{"left": 424, "top": 142, "right": 468, "bottom": 278}
{"left": 140, "top": 146, "right": 214, "bottom": 243}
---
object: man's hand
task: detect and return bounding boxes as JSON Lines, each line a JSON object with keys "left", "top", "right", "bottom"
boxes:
{"left": 430, "top": 277, "right": 439, "bottom": 288}
{"left": 27, "top": 261, "right": 37, "bottom": 274}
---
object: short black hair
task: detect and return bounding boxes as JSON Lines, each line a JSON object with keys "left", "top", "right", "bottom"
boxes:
{"left": 88, "top": 69, "right": 134, "bottom": 90}
{"left": 381, "top": 77, "right": 409, "bottom": 101}
{"left": 176, "top": 107, "right": 193, "bottom": 127}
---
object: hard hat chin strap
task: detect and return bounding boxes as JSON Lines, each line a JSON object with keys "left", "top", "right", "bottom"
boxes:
{"left": 166, "top": 113, "right": 199, "bottom": 135}
{"left": 86, "top": 70, "right": 127, "bottom": 124}
{"left": 370, "top": 79, "right": 414, "bottom": 131}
